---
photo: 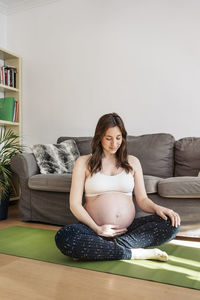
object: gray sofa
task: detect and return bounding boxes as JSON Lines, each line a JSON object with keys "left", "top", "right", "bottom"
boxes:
{"left": 11, "top": 133, "right": 200, "bottom": 237}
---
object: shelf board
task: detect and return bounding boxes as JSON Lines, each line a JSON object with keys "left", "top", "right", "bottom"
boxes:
{"left": 0, "top": 84, "right": 19, "bottom": 93}
{"left": 0, "top": 48, "right": 20, "bottom": 60}
{"left": 0, "top": 120, "right": 19, "bottom": 126}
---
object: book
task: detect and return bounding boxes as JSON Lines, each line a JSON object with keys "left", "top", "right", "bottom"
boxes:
{"left": 0, "top": 97, "right": 16, "bottom": 122}
{"left": 12, "top": 101, "right": 16, "bottom": 122}
{"left": 14, "top": 100, "right": 19, "bottom": 122}
{"left": 0, "top": 125, "right": 5, "bottom": 153}
{"left": 12, "top": 100, "right": 19, "bottom": 122}
{"left": 0, "top": 66, "right": 17, "bottom": 88}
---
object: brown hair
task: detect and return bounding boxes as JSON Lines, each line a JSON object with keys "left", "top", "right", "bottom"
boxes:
{"left": 88, "top": 112, "right": 133, "bottom": 175}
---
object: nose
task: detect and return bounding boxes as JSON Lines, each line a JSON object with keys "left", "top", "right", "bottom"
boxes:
{"left": 111, "top": 139, "right": 118, "bottom": 147}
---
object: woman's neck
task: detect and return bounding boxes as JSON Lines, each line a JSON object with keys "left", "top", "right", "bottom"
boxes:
{"left": 101, "top": 153, "right": 118, "bottom": 170}
{"left": 102, "top": 150, "right": 116, "bottom": 160}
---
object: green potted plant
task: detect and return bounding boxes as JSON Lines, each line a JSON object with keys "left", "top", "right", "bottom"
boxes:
{"left": 0, "top": 128, "right": 22, "bottom": 220}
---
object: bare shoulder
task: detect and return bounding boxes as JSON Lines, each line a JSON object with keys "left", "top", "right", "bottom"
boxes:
{"left": 128, "top": 154, "right": 140, "bottom": 164}
{"left": 73, "top": 154, "right": 91, "bottom": 177}
{"left": 75, "top": 154, "right": 91, "bottom": 168}
{"left": 128, "top": 155, "right": 141, "bottom": 171}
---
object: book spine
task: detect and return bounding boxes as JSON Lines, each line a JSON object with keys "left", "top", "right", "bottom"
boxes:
{"left": 14, "top": 70, "right": 17, "bottom": 88}
{"left": 0, "top": 66, "right": 17, "bottom": 88}
{"left": 2, "top": 66, "right": 5, "bottom": 85}
{"left": 14, "top": 100, "right": 19, "bottom": 122}
{"left": 13, "top": 100, "right": 16, "bottom": 122}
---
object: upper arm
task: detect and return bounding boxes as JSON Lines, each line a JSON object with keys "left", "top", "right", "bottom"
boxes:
{"left": 69, "top": 156, "right": 87, "bottom": 209}
{"left": 128, "top": 155, "right": 147, "bottom": 203}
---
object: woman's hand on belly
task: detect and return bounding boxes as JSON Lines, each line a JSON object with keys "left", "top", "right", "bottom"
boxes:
{"left": 96, "top": 224, "right": 127, "bottom": 238}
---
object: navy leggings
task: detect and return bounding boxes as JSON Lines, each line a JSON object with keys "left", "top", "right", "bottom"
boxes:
{"left": 55, "top": 214, "right": 180, "bottom": 261}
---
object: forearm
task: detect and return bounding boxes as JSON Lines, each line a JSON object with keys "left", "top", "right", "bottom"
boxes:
{"left": 137, "top": 196, "right": 158, "bottom": 214}
{"left": 70, "top": 204, "right": 99, "bottom": 233}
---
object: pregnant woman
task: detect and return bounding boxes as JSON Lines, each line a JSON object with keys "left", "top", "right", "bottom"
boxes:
{"left": 55, "top": 113, "right": 180, "bottom": 261}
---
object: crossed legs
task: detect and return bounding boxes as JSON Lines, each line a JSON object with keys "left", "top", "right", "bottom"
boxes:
{"left": 55, "top": 214, "right": 180, "bottom": 261}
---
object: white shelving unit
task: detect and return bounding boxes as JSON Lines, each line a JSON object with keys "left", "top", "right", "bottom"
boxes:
{"left": 0, "top": 47, "right": 22, "bottom": 200}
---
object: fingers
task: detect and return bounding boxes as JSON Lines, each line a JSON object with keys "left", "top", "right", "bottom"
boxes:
{"left": 157, "top": 208, "right": 181, "bottom": 227}
{"left": 111, "top": 230, "right": 127, "bottom": 237}
{"left": 174, "top": 212, "right": 181, "bottom": 227}
{"left": 109, "top": 224, "right": 123, "bottom": 229}
{"left": 168, "top": 210, "right": 175, "bottom": 227}
{"left": 108, "top": 225, "right": 127, "bottom": 232}
{"left": 167, "top": 210, "right": 181, "bottom": 227}
{"left": 114, "top": 228, "right": 128, "bottom": 234}
{"left": 160, "top": 212, "right": 168, "bottom": 221}
{"left": 110, "top": 226, "right": 127, "bottom": 236}
{"left": 98, "top": 224, "right": 127, "bottom": 237}
{"left": 177, "top": 213, "right": 181, "bottom": 226}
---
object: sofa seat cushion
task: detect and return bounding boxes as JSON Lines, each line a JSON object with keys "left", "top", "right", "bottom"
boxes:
{"left": 143, "top": 175, "right": 161, "bottom": 194}
{"left": 28, "top": 174, "right": 72, "bottom": 192}
{"left": 29, "top": 173, "right": 161, "bottom": 194}
{"left": 158, "top": 177, "right": 200, "bottom": 198}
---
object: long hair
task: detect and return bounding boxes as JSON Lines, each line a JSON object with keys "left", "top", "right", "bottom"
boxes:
{"left": 88, "top": 113, "right": 133, "bottom": 175}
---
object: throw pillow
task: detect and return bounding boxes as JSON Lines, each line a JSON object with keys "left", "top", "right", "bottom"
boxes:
{"left": 57, "top": 137, "right": 92, "bottom": 155}
{"left": 31, "top": 140, "right": 80, "bottom": 174}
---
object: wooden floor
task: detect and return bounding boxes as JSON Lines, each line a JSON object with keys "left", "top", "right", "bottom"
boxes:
{"left": 0, "top": 203, "right": 199, "bottom": 300}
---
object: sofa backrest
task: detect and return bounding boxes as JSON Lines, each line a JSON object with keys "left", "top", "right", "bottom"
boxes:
{"left": 175, "top": 137, "right": 200, "bottom": 176}
{"left": 58, "top": 133, "right": 175, "bottom": 178}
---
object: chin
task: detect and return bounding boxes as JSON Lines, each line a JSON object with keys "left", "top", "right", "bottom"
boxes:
{"left": 109, "top": 149, "right": 118, "bottom": 153}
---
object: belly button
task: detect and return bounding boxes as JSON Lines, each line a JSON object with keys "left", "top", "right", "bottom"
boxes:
{"left": 116, "top": 214, "right": 120, "bottom": 218}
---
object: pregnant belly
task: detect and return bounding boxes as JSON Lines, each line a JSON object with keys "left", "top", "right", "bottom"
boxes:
{"left": 85, "top": 192, "right": 135, "bottom": 228}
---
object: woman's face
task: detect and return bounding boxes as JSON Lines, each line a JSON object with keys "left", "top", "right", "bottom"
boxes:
{"left": 101, "top": 126, "right": 122, "bottom": 155}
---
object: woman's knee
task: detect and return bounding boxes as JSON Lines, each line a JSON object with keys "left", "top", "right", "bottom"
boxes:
{"left": 162, "top": 217, "right": 181, "bottom": 241}
{"left": 55, "top": 223, "right": 95, "bottom": 253}
{"left": 170, "top": 223, "right": 181, "bottom": 237}
{"left": 55, "top": 224, "right": 79, "bottom": 249}
{"left": 165, "top": 216, "right": 181, "bottom": 232}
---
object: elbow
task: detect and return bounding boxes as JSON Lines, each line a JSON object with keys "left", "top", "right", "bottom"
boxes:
{"left": 69, "top": 195, "right": 74, "bottom": 212}
{"left": 69, "top": 202, "right": 74, "bottom": 213}
{"left": 69, "top": 193, "right": 83, "bottom": 214}
{"left": 69, "top": 202, "right": 81, "bottom": 214}
{"left": 69, "top": 204, "right": 77, "bottom": 218}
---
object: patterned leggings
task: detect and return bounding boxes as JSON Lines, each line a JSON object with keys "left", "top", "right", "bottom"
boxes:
{"left": 55, "top": 214, "right": 180, "bottom": 261}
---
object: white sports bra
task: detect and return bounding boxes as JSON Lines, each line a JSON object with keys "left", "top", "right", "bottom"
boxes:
{"left": 85, "top": 170, "right": 134, "bottom": 197}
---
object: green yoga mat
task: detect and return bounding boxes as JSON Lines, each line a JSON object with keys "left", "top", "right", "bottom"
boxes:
{"left": 0, "top": 226, "right": 199, "bottom": 290}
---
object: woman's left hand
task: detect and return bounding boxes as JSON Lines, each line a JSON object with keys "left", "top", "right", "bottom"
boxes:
{"left": 155, "top": 205, "right": 181, "bottom": 227}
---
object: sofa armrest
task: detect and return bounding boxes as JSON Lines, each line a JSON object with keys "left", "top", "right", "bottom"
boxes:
{"left": 10, "top": 153, "right": 40, "bottom": 221}
{"left": 11, "top": 153, "right": 40, "bottom": 179}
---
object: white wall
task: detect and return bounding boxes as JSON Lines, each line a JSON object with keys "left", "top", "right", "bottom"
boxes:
{"left": 0, "top": 11, "right": 6, "bottom": 47}
{"left": 0, "top": 11, "right": 7, "bottom": 99}
{"left": 6, "top": 0, "right": 200, "bottom": 145}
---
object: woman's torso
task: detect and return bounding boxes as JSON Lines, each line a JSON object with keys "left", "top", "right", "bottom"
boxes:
{"left": 84, "top": 157, "right": 135, "bottom": 228}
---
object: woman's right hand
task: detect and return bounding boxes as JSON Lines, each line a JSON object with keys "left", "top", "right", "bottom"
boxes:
{"left": 96, "top": 224, "right": 127, "bottom": 237}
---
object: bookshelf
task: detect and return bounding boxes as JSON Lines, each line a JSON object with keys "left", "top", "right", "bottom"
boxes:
{"left": 0, "top": 47, "right": 21, "bottom": 201}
